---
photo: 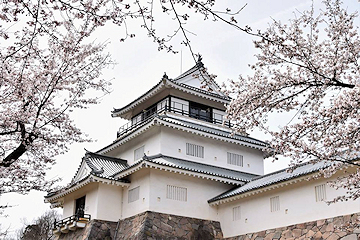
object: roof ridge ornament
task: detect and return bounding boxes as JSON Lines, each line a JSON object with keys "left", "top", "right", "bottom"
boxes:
{"left": 162, "top": 72, "right": 168, "bottom": 79}
{"left": 91, "top": 166, "right": 104, "bottom": 175}
{"left": 196, "top": 54, "right": 204, "bottom": 67}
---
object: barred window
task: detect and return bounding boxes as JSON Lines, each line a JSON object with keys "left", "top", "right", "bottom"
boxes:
{"left": 270, "top": 196, "right": 280, "bottom": 212}
{"left": 232, "top": 206, "right": 241, "bottom": 221}
{"left": 166, "top": 185, "right": 187, "bottom": 202}
{"left": 134, "top": 146, "right": 145, "bottom": 161}
{"left": 186, "top": 143, "right": 204, "bottom": 158}
{"left": 315, "top": 184, "right": 327, "bottom": 202}
{"left": 227, "top": 152, "right": 244, "bottom": 167}
{"left": 128, "top": 186, "right": 140, "bottom": 203}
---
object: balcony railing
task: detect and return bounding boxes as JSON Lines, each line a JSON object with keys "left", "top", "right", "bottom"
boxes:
{"left": 117, "top": 101, "right": 232, "bottom": 138}
{"left": 53, "top": 213, "right": 91, "bottom": 229}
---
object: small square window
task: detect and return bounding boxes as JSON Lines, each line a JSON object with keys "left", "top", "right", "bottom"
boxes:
{"left": 315, "top": 184, "right": 327, "bottom": 202}
{"left": 166, "top": 185, "right": 187, "bottom": 202}
{"left": 134, "top": 146, "right": 145, "bottom": 161}
{"left": 128, "top": 186, "right": 140, "bottom": 203}
{"left": 227, "top": 152, "right": 244, "bottom": 167}
{"left": 270, "top": 196, "right": 280, "bottom": 212}
{"left": 186, "top": 143, "right": 204, "bottom": 158}
{"left": 232, "top": 206, "right": 241, "bottom": 221}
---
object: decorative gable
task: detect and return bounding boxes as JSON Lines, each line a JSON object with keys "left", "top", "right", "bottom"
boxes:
{"left": 72, "top": 160, "right": 92, "bottom": 184}
{"left": 173, "top": 58, "right": 226, "bottom": 98}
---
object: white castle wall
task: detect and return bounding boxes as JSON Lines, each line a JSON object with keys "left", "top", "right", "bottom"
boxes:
{"left": 62, "top": 183, "right": 99, "bottom": 219}
{"left": 217, "top": 175, "right": 360, "bottom": 238}
{"left": 108, "top": 127, "right": 161, "bottom": 166}
{"left": 96, "top": 184, "right": 122, "bottom": 221}
{"left": 121, "top": 169, "right": 151, "bottom": 219}
{"left": 148, "top": 169, "right": 231, "bottom": 221}
{"left": 160, "top": 126, "right": 264, "bottom": 175}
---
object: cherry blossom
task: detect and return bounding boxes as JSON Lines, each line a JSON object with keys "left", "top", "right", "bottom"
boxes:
{"left": 224, "top": 0, "right": 360, "bottom": 202}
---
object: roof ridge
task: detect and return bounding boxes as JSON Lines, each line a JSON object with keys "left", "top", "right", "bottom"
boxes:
{"left": 145, "top": 153, "right": 259, "bottom": 179}
{"left": 86, "top": 151, "right": 128, "bottom": 164}
{"left": 208, "top": 160, "right": 332, "bottom": 203}
{"left": 250, "top": 159, "right": 330, "bottom": 182}
{"left": 160, "top": 115, "right": 268, "bottom": 147}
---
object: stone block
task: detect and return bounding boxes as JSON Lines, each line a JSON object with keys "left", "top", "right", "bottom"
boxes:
{"left": 317, "top": 219, "right": 326, "bottom": 227}
{"left": 160, "top": 222, "right": 173, "bottom": 233}
{"left": 282, "top": 229, "right": 293, "bottom": 238}
{"left": 326, "top": 222, "right": 335, "bottom": 232}
{"left": 340, "top": 234, "right": 358, "bottom": 240}
{"left": 326, "top": 233, "right": 339, "bottom": 240}
{"left": 313, "top": 231, "right": 322, "bottom": 239}
{"left": 292, "top": 229, "right": 302, "bottom": 238}
{"left": 191, "top": 223, "right": 199, "bottom": 230}
{"left": 296, "top": 223, "right": 306, "bottom": 229}
{"left": 273, "top": 231, "right": 282, "bottom": 239}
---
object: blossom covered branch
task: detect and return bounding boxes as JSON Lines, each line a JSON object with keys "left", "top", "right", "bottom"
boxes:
{"left": 224, "top": 0, "right": 360, "bottom": 201}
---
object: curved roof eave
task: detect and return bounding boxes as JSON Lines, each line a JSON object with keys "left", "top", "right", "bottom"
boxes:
{"left": 111, "top": 78, "right": 230, "bottom": 118}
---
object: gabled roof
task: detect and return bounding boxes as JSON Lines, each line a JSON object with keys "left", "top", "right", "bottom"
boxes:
{"left": 173, "top": 59, "right": 226, "bottom": 97}
{"left": 45, "top": 152, "right": 130, "bottom": 202}
{"left": 111, "top": 60, "right": 230, "bottom": 118}
{"left": 114, "top": 154, "right": 258, "bottom": 185}
{"left": 208, "top": 160, "right": 331, "bottom": 204}
{"left": 71, "top": 151, "right": 129, "bottom": 183}
{"left": 98, "top": 112, "right": 269, "bottom": 155}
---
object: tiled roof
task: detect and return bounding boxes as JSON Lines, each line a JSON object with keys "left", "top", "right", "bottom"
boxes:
{"left": 159, "top": 114, "right": 268, "bottom": 148}
{"left": 173, "top": 60, "right": 226, "bottom": 98}
{"left": 97, "top": 112, "right": 269, "bottom": 155}
{"left": 70, "top": 151, "right": 129, "bottom": 185}
{"left": 208, "top": 160, "right": 330, "bottom": 203}
{"left": 111, "top": 62, "right": 229, "bottom": 117}
{"left": 113, "top": 154, "right": 258, "bottom": 184}
{"left": 83, "top": 151, "right": 129, "bottom": 179}
{"left": 45, "top": 152, "right": 129, "bottom": 199}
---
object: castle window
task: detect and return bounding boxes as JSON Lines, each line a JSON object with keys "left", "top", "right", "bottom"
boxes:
{"left": 186, "top": 143, "right": 204, "bottom": 158}
{"left": 227, "top": 152, "right": 244, "bottom": 167}
{"left": 166, "top": 185, "right": 187, "bottom": 202}
{"left": 270, "top": 196, "right": 280, "bottom": 212}
{"left": 144, "top": 105, "right": 157, "bottom": 119}
{"left": 189, "top": 102, "right": 212, "bottom": 122}
{"left": 131, "top": 113, "right": 142, "bottom": 126}
{"left": 134, "top": 146, "right": 145, "bottom": 161}
{"left": 128, "top": 186, "right": 140, "bottom": 203}
{"left": 232, "top": 206, "right": 241, "bottom": 221}
{"left": 315, "top": 184, "right": 327, "bottom": 202}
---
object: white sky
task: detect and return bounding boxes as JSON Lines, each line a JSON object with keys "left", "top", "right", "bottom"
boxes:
{"left": 1, "top": 0, "right": 358, "bottom": 236}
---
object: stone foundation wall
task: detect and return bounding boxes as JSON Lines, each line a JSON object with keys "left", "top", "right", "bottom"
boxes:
{"left": 225, "top": 212, "right": 360, "bottom": 240}
{"left": 55, "top": 212, "right": 360, "bottom": 240}
{"left": 116, "top": 211, "right": 223, "bottom": 239}
{"left": 55, "top": 220, "right": 117, "bottom": 240}
{"left": 55, "top": 211, "right": 223, "bottom": 240}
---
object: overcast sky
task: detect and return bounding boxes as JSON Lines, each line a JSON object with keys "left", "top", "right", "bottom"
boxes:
{"left": 1, "top": 0, "right": 358, "bottom": 236}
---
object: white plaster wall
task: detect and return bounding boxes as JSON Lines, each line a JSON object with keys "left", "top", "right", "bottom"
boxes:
{"left": 62, "top": 183, "right": 99, "bottom": 219}
{"left": 121, "top": 169, "right": 151, "bottom": 219}
{"left": 218, "top": 177, "right": 360, "bottom": 238}
{"left": 148, "top": 169, "right": 231, "bottom": 221}
{"left": 106, "top": 127, "right": 161, "bottom": 165}
{"left": 160, "top": 127, "right": 264, "bottom": 175}
{"left": 96, "top": 184, "right": 123, "bottom": 221}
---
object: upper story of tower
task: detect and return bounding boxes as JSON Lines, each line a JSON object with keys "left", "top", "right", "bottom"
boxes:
{"left": 111, "top": 59, "right": 231, "bottom": 138}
